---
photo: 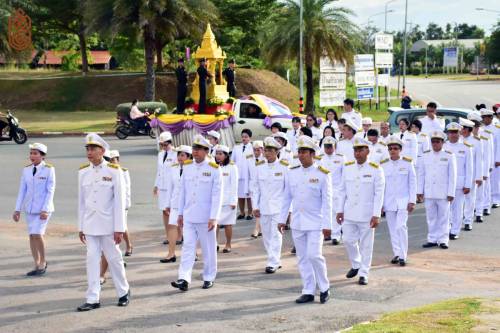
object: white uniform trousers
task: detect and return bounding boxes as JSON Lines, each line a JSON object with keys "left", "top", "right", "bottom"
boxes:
{"left": 424, "top": 199, "right": 450, "bottom": 245}
{"left": 450, "top": 189, "right": 465, "bottom": 235}
{"left": 178, "top": 222, "right": 217, "bottom": 283}
{"left": 482, "top": 176, "right": 492, "bottom": 212}
{"left": 475, "top": 183, "right": 484, "bottom": 217}
{"left": 492, "top": 167, "right": 500, "bottom": 205}
{"left": 85, "top": 235, "right": 129, "bottom": 303}
{"left": 292, "top": 229, "right": 329, "bottom": 295}
{"left": 342, "top": 221, "right": 374, "bottom": 278}
{"left": 385, "top": 210, "right": 409, "bottom": 260}
{"left": 463, "top": 184, "right": 477, "bottom": 226}
{"left": 260, "top": 214, "right": 282, "bottom": 268}
{"left": 331, "top": 199, "right": 342, "bottom": 240}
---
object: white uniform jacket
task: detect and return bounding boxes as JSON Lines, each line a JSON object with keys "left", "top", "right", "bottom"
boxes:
{"left": 417, "top": 149, "right": 457, "bottom": 199}
{"left": 15, "top": 160, "right": 56, "bottom": 214}
{"left": 381, "top": 157, "right": 417, "bottom": 211}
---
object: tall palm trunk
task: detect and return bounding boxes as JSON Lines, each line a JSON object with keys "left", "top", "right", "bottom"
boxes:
{"left": 155, "top": 38, "right": 163, "bottom": 72}
{"left": 305, "top": 65, "right": 314, "bottom": 113}
{"left": 78, "top": 25, "right": 88, "bottom": 73}
{"left": 144, "top": 23, "right": 156, "bottom": 101}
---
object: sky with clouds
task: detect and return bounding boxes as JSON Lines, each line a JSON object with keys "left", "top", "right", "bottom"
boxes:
{"left": 336, "top": 0, "right": 499, "bottom": 35}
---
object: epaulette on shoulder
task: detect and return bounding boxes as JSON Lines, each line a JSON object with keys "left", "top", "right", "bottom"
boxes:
{"left": 285, "top": 149, "right": 291, "bottom": 153}
{"left": 230, "top": 161, "right": 235, "bottom": 165}
{"left": 209, "top": 161, "right": 219, "bottom": 168}
{"left": 121, "top": 167, "right": 128, "bottom": 171}
{"left": 496, "top": 124, "right": 500, "bottom": 129}
{"left": 318, "top": 166, "right": 330, "bottom": 174}
{"left": 423, "top": 150, "right": 431, "bottom": 154}
{"left": 280, "top": 159, "right": 289, "bottom": 166}
{"left": 380, "top": 158, "right": 389, "bottom": 164}
{"left": 445, "top": 150, "right": 452, "bottom": 154}
{"left": 473, "top": 135, "right": 480, "bottom": 140}
{"left": 171, "top": 163, "right": 179, "bottom": 167}
{"left": 336, "top": 153, "right": 344, "bottom": 157}
{"left": 293, "top": 154, "right": 298, "bottom": 159}
{"left": 345, "top": 160, "right": 355, "bottom": 166}
{"left": 314, "top": 155, "right": 322, "bottom": 160}
{"left": 421, "top": 133, "right": 428, "bottom": 137}
{"left": 480, "top": 136, "right": 488, "bottom": 140}
{"left": 484, "top": 129, "right": 492, "bottom": 134}
{"left": 107, "top": 163, "right": 119, "bottom": 169}
{"left": 369, "top": 162, "right": 379, "bottom": 168}
{"left": 79, "top": 163, "right": 90, "bottom": 170}
{"left": 379, "top": 141, "right": 387, "bottom": 146}
{"left": 463, "top": 141, "right": 472, "bottom": 148}
{"left": 290, "top": 165, "right": 300, "bottom": 170}
{"left": 184, "top": 159, "right": 193, "bottom": 165}
{"left": 402, "top": 156, "right": 413, "bottom": 163}
{"left": 256, "top": 160, "right": 265, "bottom": 166}
{"left": 45, "top": 163, "right": 54, "bottom": 168}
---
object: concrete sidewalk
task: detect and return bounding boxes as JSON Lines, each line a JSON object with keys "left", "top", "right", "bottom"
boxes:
{"left": 1, "top": 216, "right": 500, "bottom": 333}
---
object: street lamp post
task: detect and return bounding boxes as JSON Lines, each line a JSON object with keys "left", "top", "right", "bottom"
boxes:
{"left": 385, "top": 0, "right": 396, "bottom": 32}
{"left": 402, "top": 0, "right": 408, "bottom": 88}
{"left": 475, "top": 7, "right": 500, "bottom": 14}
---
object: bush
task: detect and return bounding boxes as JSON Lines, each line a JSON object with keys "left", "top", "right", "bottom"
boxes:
{"left": 115, "top": 101, "right": 169, "bottom": 119}
{"left": 412, "top": 68, "right": 422, "bottom": 76}
{"left": 429, "top": 67, "right": 443, "bottom": 74}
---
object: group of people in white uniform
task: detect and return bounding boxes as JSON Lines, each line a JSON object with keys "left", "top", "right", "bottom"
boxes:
{"left": 11, "top": 100, "right": 500, "bottom": 309}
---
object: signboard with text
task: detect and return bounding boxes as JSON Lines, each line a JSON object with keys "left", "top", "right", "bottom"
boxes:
{"left": 319, "top": 57, "right": 346, "bottom": 73}
{"left": 354, "top": 54, "right": 374, "bottom": 71}
{"left": 377, "top": 73, "right": 390, "bottom": 87}
{"left": 355, "top": 70, "right": 375, "bottom": 87}
{"left": 320, "top": 89, "right": 346, "bottom": 107}
{"left": 357, "top": 87, "right": 374, "bottom": 100}
{"left": 319, "top": 56, "right": 346, "bottom": 107}
{"left": 319, "top": 73, "right": 346, "bottom": 90}
{"left": 375, "top": 33, "right": 394, "bottom": 50}
{"left": 375, "top": 52, "right": 393, "bottom": 69}
{"left": 443, "top": 47, "right": 458, "bottom": 67}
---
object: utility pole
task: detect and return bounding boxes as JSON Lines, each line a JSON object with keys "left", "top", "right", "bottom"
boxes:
{"left": 384, "top": 0, "right": 396, "bottom": 32}
{"left": 299, "top": 0, "right": 304, "bottom": 112}
{"left": 402, "top": 0, "right": 408, "bottom": 88}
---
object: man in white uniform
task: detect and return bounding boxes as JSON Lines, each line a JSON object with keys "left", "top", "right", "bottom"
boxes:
{"left": 318, "top": 136, "right": 345, "bottom": 245}
{"left": 468, "top": 111, "right": 488, "bottom": 223}
{"left": 336, "top": 119, "right": 358, "bottom": 161}
{"left": 280, "top": 135, "right": 333, "bottom": 304}
{"left": 172, "top": 135, "right": 222, "bottom": 291}
{"left": 444, "top": 122, "right": 473, "bottom": 240}
{"left": 411, "top": 119, "right": 430, "bottom": 187}
{"left": 417, "top": 131, "right": 457, "bottom": 249}
{"left": 367, "top": 129, "right": 389, "bottom": 164}
{"left": 380, "top": 136, "right": 416, "bottom": 266}
{"left": 341, "top": 98, "right": 362, "bottom": 130}
{"left": 396, "top": 118, "right": 418, "bottom": 161}
{"left": 251, "top": 137, "right": 289, "bottom": 273}
{"left": 481, "top": 108, "right": 498, "bottom": 213}
{"left": 77, "top": 133, "right": 129, "bottom": 311}
{"left": 355, "top": 117, "right": 372, "bottom": 139}
{"left": 286, "top": 117, "right": 302, "bottom": 153}
{"left": 337, "top": 137, "right": 385, "bottom": 285}
{"left": 460, "top": 117, "right": 483, "bottom": 231}
{"left": 154, "top": 131, "right": 177, "bottom": 245}
{"left": 378, "top": 122, "right": 391, "bottom": 145}
{"left": 420, "top": 102, "right": 445, "bottom": 135}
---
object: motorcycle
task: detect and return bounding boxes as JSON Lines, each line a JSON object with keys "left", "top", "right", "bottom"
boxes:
{"left": 114, "top": 112, "right": 157, "bottom": 140}
{"left": 0, "top": 111, "right": 28, "bottom": 144}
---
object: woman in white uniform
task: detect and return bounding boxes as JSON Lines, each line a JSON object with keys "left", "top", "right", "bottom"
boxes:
{"left": 160, "top": 145, "right": 192, "bottom": 263}
{"left": 250, "top": 141, "right": 265, "bottom": 238}
{"left": 215, "top": 144, "right": 238, "bottom": 253}
{"left": 13, "top": 143, "right": 56, "bottom": 276}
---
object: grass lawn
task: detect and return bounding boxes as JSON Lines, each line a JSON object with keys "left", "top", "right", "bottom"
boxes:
{"left": 9, "top": 110, "right": 116, "bottom": 133}
{"left": 349, "top": 298, "right": 489, "bottom": 333}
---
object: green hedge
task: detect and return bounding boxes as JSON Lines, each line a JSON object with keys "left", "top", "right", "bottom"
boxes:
{"left": 115, "top": 101, "right": 168, "bottom": 118}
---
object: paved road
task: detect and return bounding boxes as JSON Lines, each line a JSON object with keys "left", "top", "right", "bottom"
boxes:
{"left": 403, "top": 77, "right": 500, "bottom": 109}
{"left": 1, "top": 136, "right": 500, "bottom": 332}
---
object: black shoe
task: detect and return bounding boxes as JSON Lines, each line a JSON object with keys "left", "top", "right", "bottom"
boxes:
{"left": 26, "top": 269, "right": 38, "bottom": 276}
{"left": 291, "top": 247, "right": 296, "bottom": 254}
{"left": 449, "top": 234, "right": 459, "bottom": 240}
{"left": 251, "top": 233, "right": 258, "bottom": 239}
{"left": 159, "top": 256, "right": 176, "bottom": 263}
{"left": 258, "top": 232, "right": 262, "bottom": 237}
{"left": 219, "top": 225, "right": 225, "bottom": 229}
{"left": 202, "top": 281, "right": 214, "bottom": 289}
{"left": 124, "top": 250, "right": 133, "bottom": 257}
{"left": 475, "top": 216, "right": 483, "bottom": 223}
{"left": 492, "top": 203, "right": 500, "bottom": 209}
{"left": 399, "top": 258, "right": 406, "bottom": 266}
{"left": 358, "top": 276, "right": 368, "bottom": 285}
{"left": 331, "top": 239, "right": 340, "bottom": 246}
{"left": 175, "top": 240, "right": 183, "bottom": 245}
{"left": 265, "top": 266, "right": 281, "bottom": 274}
{"left": 77, "top": 302, "right": 100, "bottom": 312}
{"left": 483, "top": 209, "right": 491, "bottom": 216}
{"left": 245, "top": 215, "right": 253, "bottom": 220}
{"left": 439, "top": 243, "right": 449, "bottom": 249}
{"left": 319, "top": 289, "right": 330, "bottom": 304}
{"left": 390, "top": 256, "right": 399, "bottom": 264}
{"left": 422, "top": 242, "right": 438, "bottom": 248}
{"left": 346, "top": 268, "right": 359, "bottom": 279}
{"left": 295, "top": 294, "right": 315, "bottom": 304}
{"left": 222, "top": 248, "right": 231, "bottom": 253}
{"left": 217, "top": 245, "right": 220, "bottom": 252}
{"left": 237, "top": 214, "right": 245, "bottom": 220}
{"left": 171, "top": 279, "right": 189, "bottom": 291}
{"left": 163, "top": 240, "right": 169, "bottom": 245}
{"left": 464, "top": 224, "right": 472, "bottom": 231}
{"left": 324, "top": 236, "right": 332, "bottom": 241}
{"left": 117, "top": 291, "right": 130, "bottom": 307}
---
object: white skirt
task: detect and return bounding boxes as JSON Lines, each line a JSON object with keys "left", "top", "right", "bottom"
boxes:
{"left": 238, "top": 179, "right": 249, "bottom": 198}
{"left": 158, "top": 189, "right": 169, "bottom": 211}
{"left": 26, "top": 213, "right": 51, "bottom": 235}
{"left": 219, "top": 205, "right": 237, "bottom": 225}
{"left": 168, "top": 208, "right": 179, "bottom": 226}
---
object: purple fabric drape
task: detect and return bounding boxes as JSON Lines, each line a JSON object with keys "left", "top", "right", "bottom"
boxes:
{"left": 151, "top": 116, "right": 236, "bottom": 135}
{"left": 262, "top": 114, "right": 293, "bottom": 128}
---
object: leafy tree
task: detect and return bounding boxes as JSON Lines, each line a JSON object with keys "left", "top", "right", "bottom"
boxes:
{"left": 425, "top": 23, "right": 444, "bottom": 40}
{"left": 486, "top": 24, "right": 500, "bottom": 64}
{"left": 456, "top": 23, "right": 484, "bottom": 39}
{"left": 263, "top": 0, "right": 360, "bottom": 113}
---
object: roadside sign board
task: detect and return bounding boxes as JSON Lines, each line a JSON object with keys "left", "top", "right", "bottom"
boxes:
{"left": 377, "top": 73, "right": 390, "bottom": 87}
{"left": 375, "top": 33, "right": 394, "bottom": 50}
{"left": 375, "top": 52, "right": 393, "bottom": 68}
{"left": 443, "top": 47, "right": 458, "bottom": 67}
{"left": 357, "top": 87, "right": 374, "bottom": 100}
{"left": 320, "top": 89, "right": 346, "bottom": 107}
{"left": 319, "top": 73, "right": 346, "bottom": 90}
{"left": 355, "top": 70, "right": 375, "bottom": 87}
{"left": 354, "top": 54, "right": 374, "bottom": 71}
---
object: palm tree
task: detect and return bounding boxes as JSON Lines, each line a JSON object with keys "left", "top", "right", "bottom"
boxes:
{"left": 263, "top": 0, "right": 360, "bottom": 113}
{"left": 85, "top": 0, "right": 217, "bottom": 100}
